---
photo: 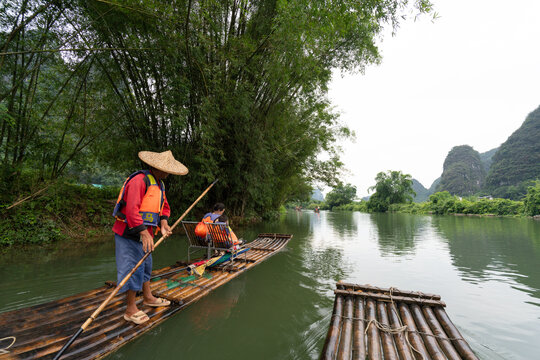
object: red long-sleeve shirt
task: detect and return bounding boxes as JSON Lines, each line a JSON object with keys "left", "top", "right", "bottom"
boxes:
{"left": 112, "top": 172, "right": 171, "bottom": 241}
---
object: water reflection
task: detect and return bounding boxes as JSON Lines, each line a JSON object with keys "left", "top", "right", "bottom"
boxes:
{"left": 2, "top": 211, "right": 540, "bottom": 359}
{"left": 433, "top": 216, "right": 540, "bottom": 299}
{"left": 370, "top": 213, "right": 430, "bottom": 256}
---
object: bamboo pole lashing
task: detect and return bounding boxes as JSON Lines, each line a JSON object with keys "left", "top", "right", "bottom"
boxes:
{"left": 376, "top": 301, "right": 399, "bottom": 360}
{"left": 387, "top": 303, "right": 415, "bottom": 360}
{"left": 334, "top": 289, "right": 446, "bottom": 307}
{"left": 352, "top": 297, "right": 366, "bottom": 360}
{"left": 422, "top": 306, "right": 462, "bottom": 360}
{"left": 410, "top": 304, "right": 447, "bottom": 360}
{"left": 365, "top": 299, "right": 382, "bottom": 360}
{"left": 337, "top": 296, "right": 353, "bottom": 360}
{"left": 398, "top": 303, "right": 430, "bottom": 360}
{"left": 336, "top": 282, "right": 441, "bottom": 301}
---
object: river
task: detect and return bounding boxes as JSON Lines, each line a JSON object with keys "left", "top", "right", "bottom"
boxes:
{"left": 1, "top": 211, "right": 539, "bottom": 359}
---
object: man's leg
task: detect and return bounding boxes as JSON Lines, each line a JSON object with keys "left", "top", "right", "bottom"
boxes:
{"left": 142, "top": 281, "right": 158, "bottom": 303}
{"left": 125, "top": 290, "right": 139, "bottom": 316}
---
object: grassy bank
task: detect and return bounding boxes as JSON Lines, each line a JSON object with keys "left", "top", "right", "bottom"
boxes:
{"left": 0, "top": 182, "right": 118, "bottom": 246}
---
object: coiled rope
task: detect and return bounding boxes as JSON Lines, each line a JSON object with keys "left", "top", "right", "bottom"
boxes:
{"left": 0, "top": 336, "right": 16, "bottom": 355}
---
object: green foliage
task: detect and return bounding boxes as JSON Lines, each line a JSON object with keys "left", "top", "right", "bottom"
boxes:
{"left": 485, "top": 105, "right": 540, "bottom": 194}
{"left": 332, "top": 201, "right": 368, "bottom": 212}
{"left": 325, "top": 183, "right": 357, "bottom": 209}
{"left": 436, "top": 145, "right": 486, "bottom": 196}
{"left": 0, "top": 180, "right": 117, "bottom": 246}
{"left": 0, "top": 0, "right": 435, "bottom": 227}
{"left": 367, "top": 170, "right": 415, "bottom": 212}
{"left": 398, "top": 191, "right": 525, "bottom": 216}
{"left": 523, "top": 181, "right": 540, "bottom": 216}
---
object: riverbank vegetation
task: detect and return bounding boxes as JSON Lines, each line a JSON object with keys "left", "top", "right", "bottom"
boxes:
{"left": 307, "top": 175, "right": 540, "bottom": 217}
{"left": 0, "top": 181, "right": 116, "bottom": 246}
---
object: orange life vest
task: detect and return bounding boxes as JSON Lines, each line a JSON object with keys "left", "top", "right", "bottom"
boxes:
{"left": 112, "top": 170, "right": 165, "bottom": 227}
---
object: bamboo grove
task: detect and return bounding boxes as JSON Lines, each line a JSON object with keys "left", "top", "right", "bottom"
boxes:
{"left": 0, "top": 0, "right": 433, "bottom": 218}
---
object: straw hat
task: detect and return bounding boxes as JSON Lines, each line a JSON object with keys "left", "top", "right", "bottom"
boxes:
{"left": 138, "top": 150, "right": 188, "bottom": 175}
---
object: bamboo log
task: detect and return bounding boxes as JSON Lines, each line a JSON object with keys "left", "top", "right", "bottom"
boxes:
{"left": 321, "top": 295, "right": 344, "bottom": 359}
{"left": 398, "top": 303, "right": 430, "bottom": 360}
{"left": 434, "top": 307, "right": 479, "bottom": 360}
{"left": 336, "top": 282, "right": 441, "bottom": 300}
{"left": 387, "top": 303, "right": 415, "bottom": 360}
{"left": 376, "top": 301, "right": 399, "bottom": 360}
{"left": 352, "top": 297, "right": 366, "bottom": 360}
{"left": 337, "top": 296, "right": 353, "bottom": 359}
{"left": 334, "top": 289, "right": 446, "bottom": 307}
{"left": 410, "top": 304, "right": 446, "bottom": 360}
{"left": 422, "top": 306, "right": 462, "bottom": 360}
{"left": 365, "top": 299, "right": 381, "bottom": 359}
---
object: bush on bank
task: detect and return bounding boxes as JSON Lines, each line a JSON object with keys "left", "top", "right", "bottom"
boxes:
{"left": 0, "top": 181, "right": 118, "bottom": 246}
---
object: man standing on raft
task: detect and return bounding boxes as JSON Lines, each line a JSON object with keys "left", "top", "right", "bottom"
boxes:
{"left": 112, "top": 150, "right": 188, "bottom": 324}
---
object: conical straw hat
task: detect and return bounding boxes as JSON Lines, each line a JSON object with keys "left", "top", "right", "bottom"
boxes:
{"left": 138, "top": 150, "right": 188, "bottom": 175}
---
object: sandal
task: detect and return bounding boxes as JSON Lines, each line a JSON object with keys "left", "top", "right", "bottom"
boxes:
{"left": 143, "top": 297, "right": 171, "bottom": 307}
{"left": 123, "top": 310, "right": 149, "bottom": 325}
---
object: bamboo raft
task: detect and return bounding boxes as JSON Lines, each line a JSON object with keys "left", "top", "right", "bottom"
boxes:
{"left": 321, "top": 282, "right": 479, "bottom": 360}
{"left": 0, "top": 233, "right": 292, "bottom": 360}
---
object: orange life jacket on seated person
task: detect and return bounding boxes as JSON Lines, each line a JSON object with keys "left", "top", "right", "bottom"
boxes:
{"left": 112, "top": 170, "right": 165, "bottom": 228}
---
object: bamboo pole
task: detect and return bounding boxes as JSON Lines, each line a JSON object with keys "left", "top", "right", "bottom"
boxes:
{"left": 387, "top": 303, "right": 415, "bottom": 360}
{"left": 321, "top": 295, "right": 344, "bottom": 359}
{"left": 434, "top": 307, "right": 479, "bottom": 360}
{"left": 53, "top": 180, "right": 218, "bottom": 360}
{"left": 337, "top": 296, "right": 353, "bottom": 360}
{"left": 336, "top": 282, "right": 441, "bottom": 300}
{"left": 352, "top": 297, "right": 366, "bottom": 360}
{"left": 334, "top": 289, "right": 446, "bottom": 307}
{"left": 366, "top": 299, "right": 381, "bottom": 359}
{"left": 422, "top": 306, "right": 462, "bottom": 360}
{"left": 376, "top": 301, "right": 399, "bottom": 360}
{"left": 410, "top": 304, "right": 446, "bottom": 360}
{"left": 398, "top": 303, "right": 430, "bottom": 360}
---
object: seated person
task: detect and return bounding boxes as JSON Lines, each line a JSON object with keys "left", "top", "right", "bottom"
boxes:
{"left": 215, "top": 214, "right": 242, "bottom": 247}
{"left": 202, "top": 202, "right": 225, "bottom": 223}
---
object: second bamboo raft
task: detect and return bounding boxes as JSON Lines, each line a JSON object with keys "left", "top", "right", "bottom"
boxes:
{"left": 321, "top": 282, "right": 479, "bottom": 360}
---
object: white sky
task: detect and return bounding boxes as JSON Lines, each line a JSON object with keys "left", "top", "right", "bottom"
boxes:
{"left": 328, "top": 0, "right": 540, "bottom": 197}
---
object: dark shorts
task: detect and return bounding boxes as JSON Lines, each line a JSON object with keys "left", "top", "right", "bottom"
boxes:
{"left": 115, "top": 233, "right": 152, "bottom": 293}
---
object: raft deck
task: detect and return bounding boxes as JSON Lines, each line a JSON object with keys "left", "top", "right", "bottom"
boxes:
{"left": 0, "top": 233, "right": 292, "bottom": 360}
{"left": 321, "top": 282, "right": 479, "bottom": 360}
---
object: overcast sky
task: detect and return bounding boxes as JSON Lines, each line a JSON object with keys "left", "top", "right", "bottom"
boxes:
{"left": 328, "top": 0, "right": 540, "bottom": 197}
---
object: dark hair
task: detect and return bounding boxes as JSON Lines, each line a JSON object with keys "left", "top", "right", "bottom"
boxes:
{"left": 213, "top": 202, "right": 225, "bottom": 211}
{"left": 217, "top": 214, "right": 228, "bottom": 223}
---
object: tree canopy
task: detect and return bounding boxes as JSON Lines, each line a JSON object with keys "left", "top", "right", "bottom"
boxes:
{"left": 325, "top": 182, "right": 357, "bottom": 209}
{"left": 0, "top": 0, "right": 434, "bottom": 217}
{"left": 367, "top": 170, "right": 415, "bottom": 212}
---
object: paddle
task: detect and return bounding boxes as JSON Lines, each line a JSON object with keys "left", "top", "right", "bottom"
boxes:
{"left": 53, "top": 179, "right": 218, "bottom": 360}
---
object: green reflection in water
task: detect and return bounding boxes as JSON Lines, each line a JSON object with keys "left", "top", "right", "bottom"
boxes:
{"left": 369, "top": 213, "right": 431, "bottom": 256}
{"left": 433, "top": 215, "right": 540, "bottom": 297}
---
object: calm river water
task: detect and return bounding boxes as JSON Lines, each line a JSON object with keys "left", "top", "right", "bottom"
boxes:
{"left": 1, "top": 211, "right": 540, "bottom": 359}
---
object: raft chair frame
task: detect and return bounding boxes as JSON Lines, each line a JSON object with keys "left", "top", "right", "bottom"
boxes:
{"left": 182, "top": 221, "right": 213, "bottom": 261}
{"left": 182, "top": 221, "right": 247, "bottom": 266}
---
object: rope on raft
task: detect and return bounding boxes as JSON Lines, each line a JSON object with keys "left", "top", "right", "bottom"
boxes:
{"left": 332, "top": 287, "right": 464, "bottom": 360}
{"left": 0, "top": 336, "right": 16, "bottom": 355}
